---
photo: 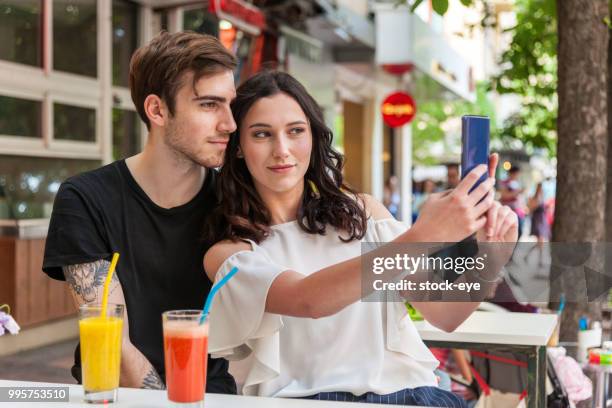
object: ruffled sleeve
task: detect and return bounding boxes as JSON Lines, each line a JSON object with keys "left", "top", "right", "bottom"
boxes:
{"left": 208, "top": 242, "right": 289, "bottom": 395}
{"left": 369, "top": 217, "right": 409, "bottom": 241}
{"left": 369, "top": 218, "right": 441, "bottom": 371}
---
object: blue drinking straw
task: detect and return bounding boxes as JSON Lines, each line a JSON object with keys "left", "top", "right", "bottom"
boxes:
{"left": 200, "top": 266, "right": 239, "bottom": 324}
{"left": 557, "top": 294, "right": 565, "bottom": 315}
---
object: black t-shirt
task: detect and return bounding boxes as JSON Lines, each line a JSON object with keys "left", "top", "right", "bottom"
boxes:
{"left": 42, "top": 160, "right": 236, "bottom": 394}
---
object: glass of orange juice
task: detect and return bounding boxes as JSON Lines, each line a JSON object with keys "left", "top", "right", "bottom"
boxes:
{"left": 79, "top": 303, "right": 124, "bottom": 403}
{"left": 163, "top": 310, "right": 208, "bottom": 407}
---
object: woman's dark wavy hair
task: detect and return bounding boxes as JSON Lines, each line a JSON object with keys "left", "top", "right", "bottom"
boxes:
{"left": 203, "top": 70, "right": 367, "bottom": 244}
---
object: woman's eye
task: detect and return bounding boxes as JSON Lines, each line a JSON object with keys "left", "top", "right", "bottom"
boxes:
{"left": 253, "top": 131, "right": 269, "bottom": 138}
{"left": 289, "top": 127, "right": 305, "bottom": 135}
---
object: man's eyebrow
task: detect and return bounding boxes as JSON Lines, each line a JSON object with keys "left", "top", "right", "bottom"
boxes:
{"left": 192, "top": 95, "right": 228, "bottom": 102}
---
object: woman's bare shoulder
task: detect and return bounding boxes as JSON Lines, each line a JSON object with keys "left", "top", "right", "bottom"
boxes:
{"left": 203, "top": 239, "right": 252, "bottom": 280}
{"left": 357, "top": 193, "right": 394, "bottom": 221}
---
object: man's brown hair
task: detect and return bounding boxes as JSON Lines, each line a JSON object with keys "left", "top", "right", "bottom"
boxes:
{"left": 129, "top": 31, "right": 236, "bottom": 130}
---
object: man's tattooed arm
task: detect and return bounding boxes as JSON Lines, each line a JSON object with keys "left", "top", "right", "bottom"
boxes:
{"left": 63, "top": 260, "right": 119, "bottom": 304}
{"left": 63, "top": 260, "right": 164, "bottom": 389}
{"left": 142, "top": 367, "right": 166, "bottom": 390}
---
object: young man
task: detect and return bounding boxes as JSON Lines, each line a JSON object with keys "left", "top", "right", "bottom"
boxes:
{"left": 42, "top": 31, "right": 237, "bottom": 392}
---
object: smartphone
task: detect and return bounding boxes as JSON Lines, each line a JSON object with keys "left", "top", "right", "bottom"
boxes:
{"left": 461, "top": 115, "right": 490, "bottom": 192}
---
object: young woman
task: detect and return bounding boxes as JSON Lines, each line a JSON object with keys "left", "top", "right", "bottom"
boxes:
{"left": 203, "top": 71, "right": 518, "bottom": 407}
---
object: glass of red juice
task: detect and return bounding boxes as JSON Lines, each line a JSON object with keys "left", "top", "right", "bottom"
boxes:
{"left": 162, "top": 310, "right": 208, "bottom": 407}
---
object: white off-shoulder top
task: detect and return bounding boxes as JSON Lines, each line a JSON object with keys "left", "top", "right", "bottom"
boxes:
{"left": 208, "top": 217, "right": 440, "bottom": 397}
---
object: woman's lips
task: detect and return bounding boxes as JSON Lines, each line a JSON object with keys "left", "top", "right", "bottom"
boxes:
{"left": 267, "top": 164, "right": 296, "bottom": 173}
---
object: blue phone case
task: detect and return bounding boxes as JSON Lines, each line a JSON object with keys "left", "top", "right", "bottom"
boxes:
{"left": 461, "top": 115, "right": 490, "bottom": 192}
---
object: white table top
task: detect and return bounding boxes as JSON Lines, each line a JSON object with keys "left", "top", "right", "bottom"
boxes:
{"left": 0, "top": 380, "right": 421, "bottom": 408}
{"left": 415, "top": 311, "right": 558, "bottom": 346}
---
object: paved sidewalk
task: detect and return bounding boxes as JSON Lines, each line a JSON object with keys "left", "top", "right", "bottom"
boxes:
{"left": 0, "top": 339, "right": 77, "bottom": 383}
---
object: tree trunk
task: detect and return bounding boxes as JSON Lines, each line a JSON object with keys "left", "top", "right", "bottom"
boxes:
{"left": 607, "top": 20, "right": 612, "bottom": 242}
{"left": 554, "top": 0, "right": 608, "bottom": 342}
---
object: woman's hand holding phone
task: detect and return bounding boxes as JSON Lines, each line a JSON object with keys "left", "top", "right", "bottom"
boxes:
{"left": 476, "top": 153, "right": 519, "bottom": 244}
{"left": 407, "top": 151, "right": 518, "bottom": 245}
{"left": 410, "top": 164, "right": 495, "bottom": 243}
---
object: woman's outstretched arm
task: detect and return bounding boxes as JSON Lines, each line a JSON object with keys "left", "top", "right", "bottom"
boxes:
{"left": 204, "top": 165, "right": 517, "bottom": 331}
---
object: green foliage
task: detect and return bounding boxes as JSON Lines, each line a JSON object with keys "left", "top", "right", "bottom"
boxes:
{"left": 432, "top": 0, "right": 449, "bottom": 15}
{"left": 412, "top": 82, "right": 499, "bottom": 165}
{"left": 410, "top": 0, "right": 426, "bottom": 13}
{"left": 409, "top": 0, "right": 473, "bottom": 15}
{"left": 398, "top": 0, "right": 559, "bottom": 158}
{"left": 492, "top": 0, "right": 558, "bottom": 156}
{"left": 402, "top": 0, "right": 559, "bottom": 156}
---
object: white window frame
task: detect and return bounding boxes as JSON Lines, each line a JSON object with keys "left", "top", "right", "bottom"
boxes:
{"left": 111, "top": 0, "right": 150, "bottom": 152}
{"left": 159, "top": 2, "right": 215, "bottom": 33}
{"left": 0, "top": 0, "right": 111, "bottom": 161}
{"left": 0, "top": 1, "right": 208, "bottom": 161}
{"left": 181, "top": 3, "right": 208, "bottom": 32}
{"left": 0, "top": 83, "right": 46, "bottom": 154}
{"left": 48, "top": 94, "right": 101, "bottom": 157}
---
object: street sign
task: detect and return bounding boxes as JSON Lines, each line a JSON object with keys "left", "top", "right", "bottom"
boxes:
{"left": 381, "top": 92, "right": 417, "bottom": 128}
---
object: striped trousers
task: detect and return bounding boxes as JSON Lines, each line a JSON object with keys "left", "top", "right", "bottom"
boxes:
{"left": 301, "top": 386, "right": 467, "bottom": 407}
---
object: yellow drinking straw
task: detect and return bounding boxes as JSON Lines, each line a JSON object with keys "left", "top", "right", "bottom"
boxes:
{"left": 100, "top": 253, "right": 120, "bottom": 318}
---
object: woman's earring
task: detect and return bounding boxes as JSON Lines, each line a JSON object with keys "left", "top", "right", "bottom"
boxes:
{"left": 308, "top": 180, "right": 321, "bottom": 199}
{"left": 237, "top": 148, "right": 244, "bottom": 158}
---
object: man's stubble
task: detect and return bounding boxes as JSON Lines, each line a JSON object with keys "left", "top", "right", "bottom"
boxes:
{"left": 164, "top": 116, "right": 225, "bottom": 169}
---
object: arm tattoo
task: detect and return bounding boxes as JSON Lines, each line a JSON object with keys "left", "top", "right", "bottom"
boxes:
{"left": 142, "top": 367, "right": 166, "bottom": 390}
{"left": 63, "top": 260, "right": 119, "bottom": 303}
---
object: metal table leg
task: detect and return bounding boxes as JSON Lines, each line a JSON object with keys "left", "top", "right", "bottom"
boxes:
{"left": 592, "top": 366, "right": 610, "bottom": 408}
{"left": 526, "top": 347, "right": 537, "bottom": 408}
{"left": 503, "top": 345, "right": 545, "bottom": 408}
{"left": 425, "top": 341, "right": 547, "bottom": 408}
{"left": 536, "top": 346, "right": 547, "bottom": 408}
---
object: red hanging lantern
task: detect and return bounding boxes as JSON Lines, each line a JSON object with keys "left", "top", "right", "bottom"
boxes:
{"left": 382, "top": 64, "right": 414, "bottom": 76}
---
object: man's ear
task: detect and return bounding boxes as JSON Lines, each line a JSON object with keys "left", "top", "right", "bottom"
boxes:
{"left": 143, "top": 94, "right": 168, "bottom": 128}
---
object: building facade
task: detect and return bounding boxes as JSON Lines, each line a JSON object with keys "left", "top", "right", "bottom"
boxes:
{"left": 0, "top": 0, "right": 492, "bottom": 333}
{"left": 0, "top": 0, "right": 482, "bottom": 223}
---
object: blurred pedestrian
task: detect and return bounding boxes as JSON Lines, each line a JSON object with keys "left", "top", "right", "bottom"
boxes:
{"left": 411, "top": 180, "right": 422, "bottom": 223}
{"left": 413, "top": 179, "right": 436, "bottom": 218}
{"left": 500, "top": 165, "right": 526, "bottom": 238}
{"left": 445, "top": 163, "right": 460, "bottom": 189}
{"left": 525, "top": 183, "right": 550, "bottom": 266}
{"left": 383, "top": 175, "right": 400, "bottom": 219}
